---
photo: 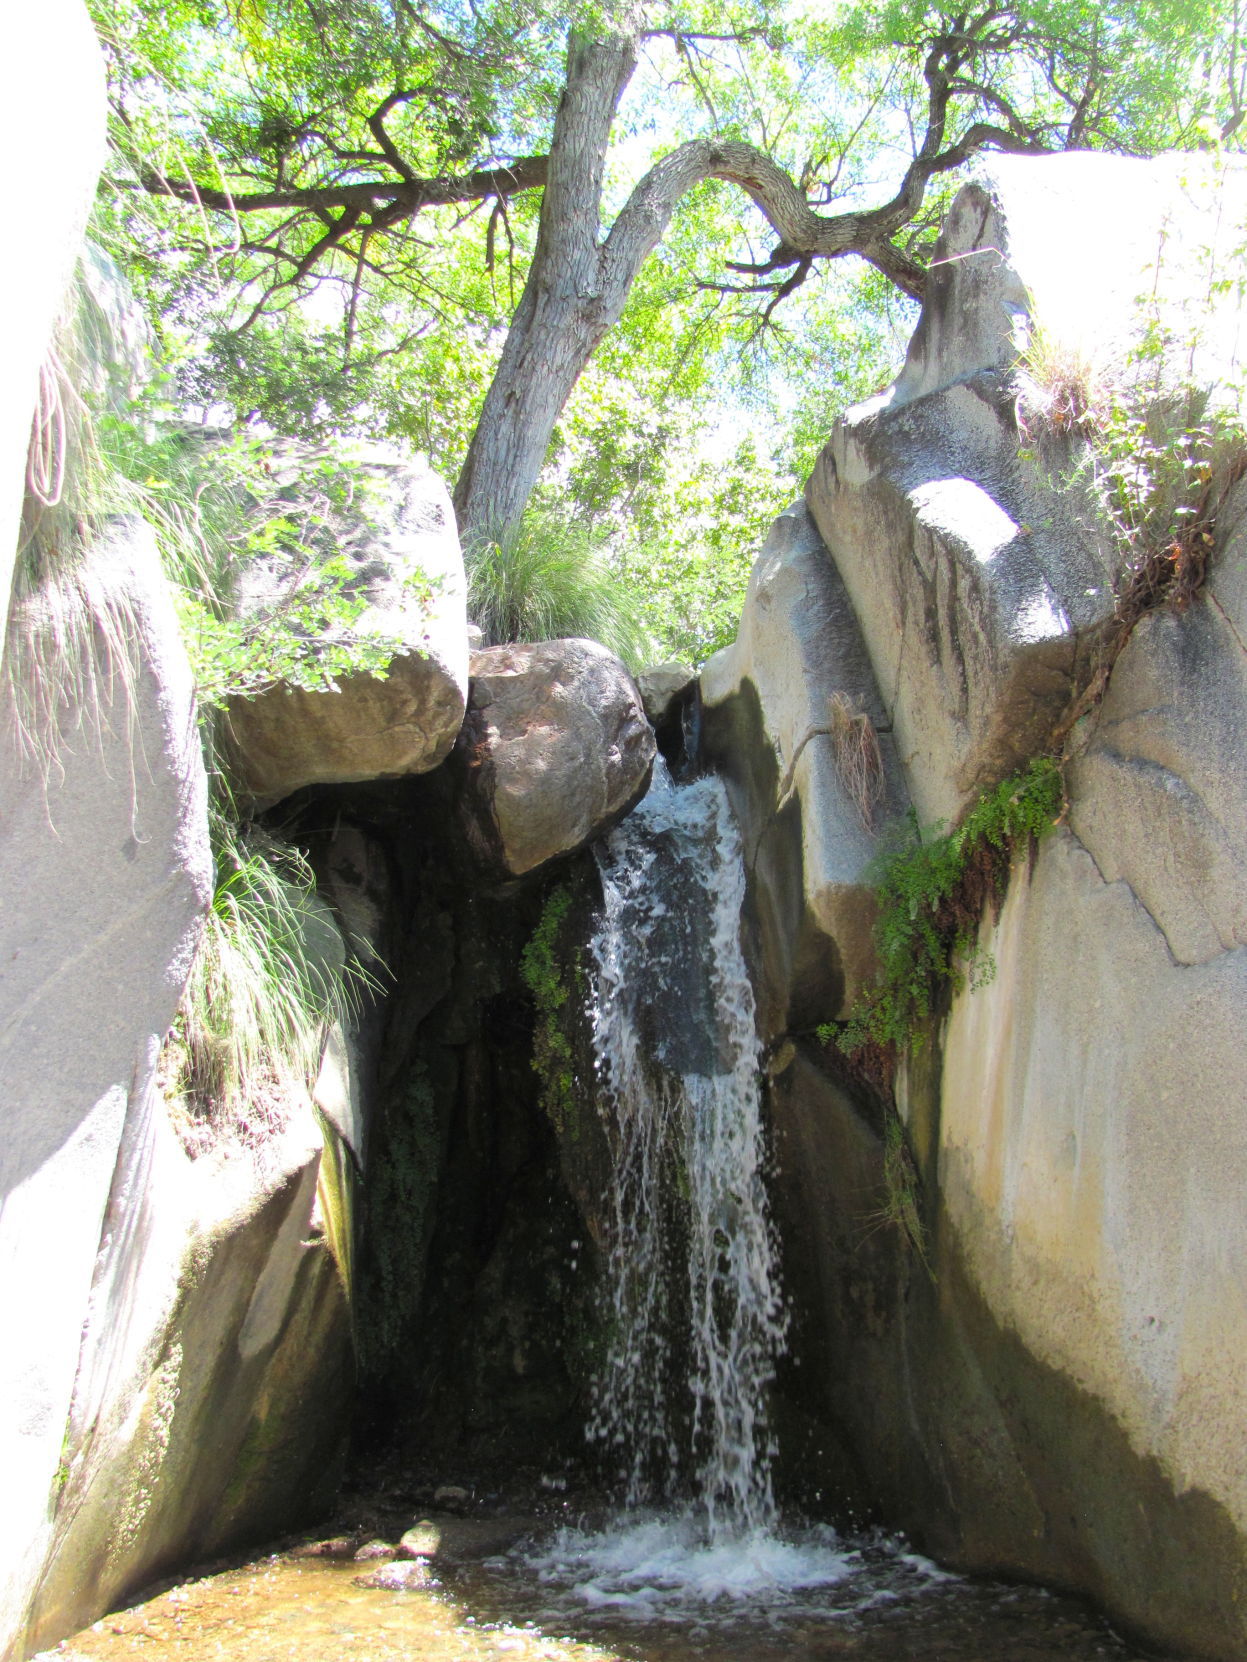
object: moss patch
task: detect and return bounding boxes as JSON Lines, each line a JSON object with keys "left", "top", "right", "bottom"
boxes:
{"left": 520, "top": 884, "right": 580, "bottom": 1139}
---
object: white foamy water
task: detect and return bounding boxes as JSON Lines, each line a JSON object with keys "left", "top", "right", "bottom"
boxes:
{"left": 586, "top": 761, "right": 785, "bottom": 1537}
{"left": 510, "top": 1514, "right": 964, "bottom": 1634}
{"left": 570, "top": 766, "right": 962, "bottom": 1630}
{"left": 526, "top": 1516, "right": 855, "bottom": 1614}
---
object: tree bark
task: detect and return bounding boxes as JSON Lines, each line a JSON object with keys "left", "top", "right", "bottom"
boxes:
{"left": 452, "top": 28, "right": 638, "bottom": 543}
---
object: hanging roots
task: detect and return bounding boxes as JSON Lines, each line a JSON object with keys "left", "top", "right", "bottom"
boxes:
{"left": 26, "top": 354, "right": 69, "bottom": 509}
{"left": 829, "top": 691, "right": 885, "bottom": 831}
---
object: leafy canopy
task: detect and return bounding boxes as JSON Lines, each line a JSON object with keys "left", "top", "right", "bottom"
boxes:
{"left": 86, "top": 0, "right": 1245, "bottom": 661}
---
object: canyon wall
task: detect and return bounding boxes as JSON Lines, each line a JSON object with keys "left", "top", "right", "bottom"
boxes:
{"left": 703, "top": 152, "right": 1247, "bottom": 1659}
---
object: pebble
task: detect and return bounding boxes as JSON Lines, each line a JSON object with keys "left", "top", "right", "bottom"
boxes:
{"left": 353, "top": 1539, "right": 398, "bottom": 1562}
{"left": 290, "top": 1535, "right": 359, "bottom": 1559}
{"left": 352, "top": 1559, "right": 438, "bottom": 1591}
{"left": 399, "top": 1522, "right": 441, "bottom": 1560}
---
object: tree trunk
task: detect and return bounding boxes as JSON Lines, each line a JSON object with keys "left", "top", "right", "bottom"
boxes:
{"left": 452, "top": 28, "right": 639, "bottom": 544}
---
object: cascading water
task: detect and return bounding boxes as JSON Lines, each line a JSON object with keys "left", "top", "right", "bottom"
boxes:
{"left": 515, "top": 760, "right": 857, "bottom": 1613}
{"left": 585, "top": 758, "right": 785, "bottom": 1538}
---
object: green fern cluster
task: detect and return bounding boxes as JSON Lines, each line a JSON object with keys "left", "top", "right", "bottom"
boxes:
{"left": 830, "top": 758, "right": 1064, "bottom": 1056}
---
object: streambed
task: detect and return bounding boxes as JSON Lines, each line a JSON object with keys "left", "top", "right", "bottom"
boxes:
{"left": 40, "top": 1503, "right": 1171, "bottom": 1662}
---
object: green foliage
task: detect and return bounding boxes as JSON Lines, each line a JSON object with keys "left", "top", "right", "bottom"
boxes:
{"left": 164, "top": 807, "right": 370, "bottom": 1145}
{"left": 358, "top": 1060, "right": 441, "bottom": 1374}
{"left": 88, "top": 0, "right": 1243, "bottom": 668}
{"left": 20, "top": 266, "right": 440, "bottom": 718}
{"left": 520, "top": 884, "right": 580, "bottom": 1138}
{"left": 1019, "top": 168, "right": 1247, "bottom": 604}
{"left": 467, "top": 507, "right": 652, "bottom": 668}
{"left": 828, "top": 758, "right": 1064, "bottom": 1056}
{"left": 101, "top": 421, "right": 440, "bottom": 707}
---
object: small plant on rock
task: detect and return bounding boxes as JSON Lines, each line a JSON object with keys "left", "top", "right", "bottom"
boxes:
{"left": 825, "top": 757, "right": 1064, "bottom": 1058}
{"left": 829, "top": 691, "right": 886, "bottom": 831}
{"left": 161, "top": 805, "right": 373, "bottom": 1155}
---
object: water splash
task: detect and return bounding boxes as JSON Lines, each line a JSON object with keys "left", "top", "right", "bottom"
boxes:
{"left": 586, "top": 760, "right": 786, "bottom": 1538}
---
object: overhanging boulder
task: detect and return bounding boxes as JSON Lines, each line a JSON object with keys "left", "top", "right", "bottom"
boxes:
{"left": 455, "top": 638, "right": 655, "bottom": 878}
{"left": 224, "top": 446, "right": 469, "bottom": 806}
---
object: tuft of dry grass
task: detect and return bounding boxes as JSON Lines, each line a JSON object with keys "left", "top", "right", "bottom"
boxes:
{"left": 829, "top": 691, "right": 885, "bottom": 832}
{"left": 1016, "top": 324, "right": 1105, "bottom": 442}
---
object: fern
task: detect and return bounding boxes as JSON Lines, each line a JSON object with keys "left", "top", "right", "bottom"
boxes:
{"left": 832, "top": 758, "right": 1064, "bottom": 1056}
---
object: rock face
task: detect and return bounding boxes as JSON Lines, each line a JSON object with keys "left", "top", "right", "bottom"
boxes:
{"left": 1, "top": 525, "right": 356, "bottom": 1655}
{"left": 804, "top": 153, "right": 1247, "bottom": 830}
{"left": 726, "top": 153, "right": 1247, "bottom": 1662}
{"left": 0, "top": 518, "right": 212, "bottom": 1657}
{"left": 914, "top": 471, "right": 1247, "bottom": 1658}
{"left": 225, "top": 447, "right": 469, "bottom": 805}
{"left": 1065, "top": 477, "right": 1247, "bottom": 965}
{"left": 25, "top": 1104, "right": 353, "bottom": 1653}
{"left": 456, "top": 638, "right": 655, "bottom": 877}
{"left": 701, "top": 503, "right": 908, "bottom": 1028}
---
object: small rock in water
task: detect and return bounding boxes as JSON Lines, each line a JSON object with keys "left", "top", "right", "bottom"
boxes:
{"left": 353, "top": 1559, "right": 438, "bottom": 1591}
{"left": 290, "top": 1535, "right": 359, "bottom": 1559}
{"left": 399, "top": 1521, "right": 441, "bottom": 1559}
{"left": 352, "top": 1539, "right": 397, "bottom": 1562}
{"left": 433, "top": 1484, "right": 470, "bottom": 1506}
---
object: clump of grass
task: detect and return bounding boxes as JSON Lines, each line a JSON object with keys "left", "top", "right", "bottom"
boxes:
{"left": 867, "top": 1112, "right": 931, "bottom": 1276}
{"left": 1016, "top": 322, "right": 1105, "bottom": 442}
{"left": 823, "top": 757, "right": 1064, "bottom": 1059}
{"left": 161, "top": 805, "right": 369, "bottom": 1156}
{"left": 466, "top": 508, "right": 652, "bottom": 670}
{"left": 829, "top": 691, "right": 885, "bottom": 831}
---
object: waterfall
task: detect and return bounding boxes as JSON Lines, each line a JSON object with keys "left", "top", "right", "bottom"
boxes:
{"left": 586, "top": 759, "right": 786, "bottom": 1538}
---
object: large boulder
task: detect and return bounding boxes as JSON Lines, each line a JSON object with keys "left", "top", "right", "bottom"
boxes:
{"left": 456, "top": 639, "right": 655, "bottom": 877}
{"left": 636, "top": 660, "right": 695, "bottom": 727}
{"left": 804, "top": 152, "right": 1247, "bottom": 828}
{"left": 701, "top": 503, "right": 908, "bottom": 1029}
{"left": 902, "top": 472, "right": 1247, "bottom": 1658}
{"left": 0, "top": 518, "right": 212, "bottom": 1658}
{"left": 0, "top": 0, "right": 105, "bottom": 624}
{"left": 23, "top": 1097, "right": 352, "bottom": 1655}
{"left": 929, "top": 822, "right": 1247, "bottom": 1660}
{"left": 224, "top": 446, "right": 469, "bottom": 806}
